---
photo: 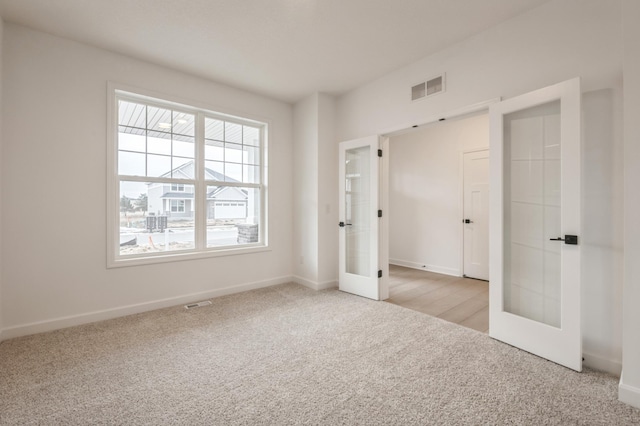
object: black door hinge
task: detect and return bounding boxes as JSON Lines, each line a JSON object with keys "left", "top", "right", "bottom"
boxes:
{"left": 378, "top": 149, "right": 382, "bottom": 157}
{"left": 378, "top": 210, "right": 382, "bottom": 218}
{"left": 378, "top": 270, "right": 382, "bottom": 278}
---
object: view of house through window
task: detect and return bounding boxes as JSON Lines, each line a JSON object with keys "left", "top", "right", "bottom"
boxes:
{"left": 115, "top": 92, "right": 265, "bottom": 261}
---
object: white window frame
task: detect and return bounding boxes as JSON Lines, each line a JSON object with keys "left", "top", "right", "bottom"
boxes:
{"left": 171, "top": 183, "right": 185, "bottom": 192}
{"left": 107, "top": 83, "right": 269, "bottom": 268}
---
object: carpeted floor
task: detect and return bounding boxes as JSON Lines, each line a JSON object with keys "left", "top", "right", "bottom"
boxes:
{"left": 1, "top": 283, "right": 639, "bottom": 425}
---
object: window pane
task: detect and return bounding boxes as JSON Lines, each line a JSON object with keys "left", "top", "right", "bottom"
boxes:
{"left": 205, "top": 140, "right": 224, "bottom": 161}
{"left": 243, "top": 145, "right": 260, "bottom": 165}
{"left": 147, "top": 135, "right": 171, "bottom": 155}
{"left": 225, "top": 143, "right": 243, "bottom": 163}
{"left": 118, "top": 128, "right": 146, "bottom": 152}
{"left": 147, "top": 154, "right": 171, "bottom": 177}
{"left": 147, "top": 106, "right": 172, "bottom": 133}
{"left": 118, "top": 151, "right": 145, "bottom": 176}
{"left": 207, "top": 186, "right": 260, "bottom": 247}
{"left": 225, "top": 122, "right": 242, "bottom": 143}
{"left": 173, "top": 138, "right": 194, "bottom": 158}
{"left": 120, "top": 181, "right": 195, "bottom": 256}
{"left": 205, "top": 161, "right": 225, "bottom": 181}
{"left": 225, "top": 163, "right": 242, "bottom": 182}
{"left": 172, "top": 157, "right": 193, "bottom": 178}
{"left": 243, "top": 126, "right": 260, "bottom": 146}
{"left": 243, "top": 165, "right": 261, "bottom": 184}
{"left": 173, "top": 111, "right": 194, "bottom": 137}
{"left": 205, "top": 118, "right": 224, "bottom": 141}
{"left": 119, "top": 100, "right": 146, "bottom": 129}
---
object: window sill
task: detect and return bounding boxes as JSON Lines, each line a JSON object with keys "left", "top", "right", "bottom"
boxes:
{"left": 107, "top": 244, "right": 270, "bottom": 269}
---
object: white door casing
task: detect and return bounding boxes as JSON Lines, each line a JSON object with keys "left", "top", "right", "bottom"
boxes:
{"left": 489, "top": 78, "right": 582, "bottom": 371}
{"left": 463, "top": 150, "right": 490, "bottom": 281}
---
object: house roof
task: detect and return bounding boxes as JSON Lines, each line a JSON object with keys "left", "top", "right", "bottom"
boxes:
{"left": 145, "top": 160, "right": 241, "bottom": 183}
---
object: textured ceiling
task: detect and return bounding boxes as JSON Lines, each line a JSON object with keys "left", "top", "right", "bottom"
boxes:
{"left": 0, "top": 0, "right": 551, "bottom": 103}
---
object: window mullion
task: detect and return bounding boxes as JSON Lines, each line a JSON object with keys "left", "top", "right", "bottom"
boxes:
{"left": 195, "top": 112, "right": 206, "bottom": 250}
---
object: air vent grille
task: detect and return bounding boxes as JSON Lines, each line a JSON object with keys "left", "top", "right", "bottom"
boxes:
{"left": 411, "top": 82, "right": 426, "bottom": 101}
{"left": 411, "top": 73, "right": 445, "bottom": 101}
{"left": 185, "top": 300, "right": 212, "bottom": 309}
{"left": 427, "top": 76, "right": 443, "bottom": 96}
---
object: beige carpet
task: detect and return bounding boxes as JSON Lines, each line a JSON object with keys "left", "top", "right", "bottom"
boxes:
{"left": 0, "top": 283, "right": 638, "bottom": 425}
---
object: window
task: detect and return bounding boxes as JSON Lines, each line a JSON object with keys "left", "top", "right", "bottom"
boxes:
{"left": 110, "top": 87, "right": 266, "bottom": 266}
{"left": 170, "top": 200, "right": 185, "bottom": 213}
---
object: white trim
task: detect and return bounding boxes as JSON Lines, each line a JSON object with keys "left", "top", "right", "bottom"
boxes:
{"left": 619, "top": 373, "right": 640, "bottom": 409}
{"left": 293, "top": 276, "right": 338, "bottom": 291}
{"left": 0, "top": 275, "right": 293, "bottom": 340}
{"left": 381, "top": 98, "right": 500, "bottom": 138}
{"left": 582, "top": 351, "right": 622, "bottom": 377}
{"left": 379, "top": 136, "right": 390, "bottom": 301}
{"left": 109, "top": 245, "right": 271, "bottom": 269}
{"left": 389, "top": 258, "right": 461, "bottom": 277}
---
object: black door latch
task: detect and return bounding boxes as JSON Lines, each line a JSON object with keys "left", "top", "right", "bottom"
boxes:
{"left": 549, "top": 235, "right": 578, "bottom": 245}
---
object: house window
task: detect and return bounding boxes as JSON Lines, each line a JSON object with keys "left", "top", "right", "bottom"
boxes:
{"left": 110, "top": 87, "right": 266, "bottom": 266}
{"left": 170, "top": 200, "right": 185, "bottom": 213}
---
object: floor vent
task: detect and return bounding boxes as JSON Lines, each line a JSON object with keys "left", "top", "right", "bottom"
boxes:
{"left": 185, "top": 300, "right": 212, "bottom": 309}
{"left": 412, "top": 73, "right": 445, "bottom": 101}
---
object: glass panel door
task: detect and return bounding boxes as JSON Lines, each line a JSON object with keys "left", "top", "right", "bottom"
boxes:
{"left": 339, "top": 136, "right": 380, "bottom": 300}
{"left": 489, "top": 78, "right": 581, "bottom": 372}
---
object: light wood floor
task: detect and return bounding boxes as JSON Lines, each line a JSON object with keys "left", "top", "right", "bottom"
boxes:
{"left": 386, "top": 265, "right": 489, "bottom": 333}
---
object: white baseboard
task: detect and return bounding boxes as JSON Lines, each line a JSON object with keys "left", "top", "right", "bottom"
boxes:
{"left": 582, "top": 351, "right": 622, "bottom": 377}
{"left": 389, "top": 258, "right": 460, "bottom": 277}
{"left": 619, "top": 373, "right": 640, "bottom": 409}
{"left": 1, "top": 275, "right": 293, "bottom": 340}
{"left": 293, "top": 275, "right": 338, "bottom": 291}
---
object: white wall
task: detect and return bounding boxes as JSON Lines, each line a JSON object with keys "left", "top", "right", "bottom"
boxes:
{"left": 292, "top": 93, "right": 338, "bottom": 289}
{"left": 293, "top": 94, "right": 319, "bottom": 285}
{"left": 620, "top": 0, "right": 640, "bottom": 409}
{"left": 1, "top": 23, "right": 293, "bottom": 337}
{"left": 389, "top": 113, "right": 488, "bottom": 275}
{"left": 317, "top": 94, "right": 338, "bottom": 285}
{"left": 336, "top": 0, "right": 624, "bottom": 375}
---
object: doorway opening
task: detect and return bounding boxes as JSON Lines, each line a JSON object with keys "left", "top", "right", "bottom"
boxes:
{"left": 384, "top": 111, "right": 490, "bottom": 332}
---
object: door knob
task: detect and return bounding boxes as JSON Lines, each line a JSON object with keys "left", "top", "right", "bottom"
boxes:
{"left": 338, "top": 222, "right": 353, "bottom": 227}
{"left": 464, "top": 219, "right": 473, "bottom": 224}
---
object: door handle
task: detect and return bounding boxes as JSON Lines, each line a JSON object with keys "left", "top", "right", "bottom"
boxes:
{"left": 338, "top": 222, "right": 353, "bottom": 227}
{"left": 549, "top": 235, "right": 578, "bottom": 245}
{"left": 463, "top": 219, "right": 473, "bottom": 224}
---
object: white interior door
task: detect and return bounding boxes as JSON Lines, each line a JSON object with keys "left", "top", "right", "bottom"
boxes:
{"left": 463, "top": 150, "right": 490, "bottom": 281}
{"left": 489, "top": 78, "right": 582, "bottom": 371}
{"left": 339, "top": 136, "right": 380, "bottom": 300}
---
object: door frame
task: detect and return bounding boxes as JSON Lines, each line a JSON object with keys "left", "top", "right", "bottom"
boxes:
{"left": 378, "top": 98, "right": 500, "bottom": 299}
{"left": 459, "top": 147, "right": 490, "bottom": 280}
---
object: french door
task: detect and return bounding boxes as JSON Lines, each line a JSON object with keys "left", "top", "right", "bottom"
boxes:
{"left": 489, "top": 78, "right": 582, "bottom": 371}
{"left": 338, "top": 136, "right": 381, "bottom": 300}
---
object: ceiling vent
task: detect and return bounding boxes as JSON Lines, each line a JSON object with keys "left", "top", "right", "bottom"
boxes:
{"left": 411, "top": 73, "right": 445, "bottom": 101}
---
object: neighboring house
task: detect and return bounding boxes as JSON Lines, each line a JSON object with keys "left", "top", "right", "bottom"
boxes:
{"left": 147, "top": 161, "right": 248, "bottom": 220}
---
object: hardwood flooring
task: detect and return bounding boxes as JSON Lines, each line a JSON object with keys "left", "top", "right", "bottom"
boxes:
{"left": 386, "top": 264, "right": 489, "bottom": 333}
